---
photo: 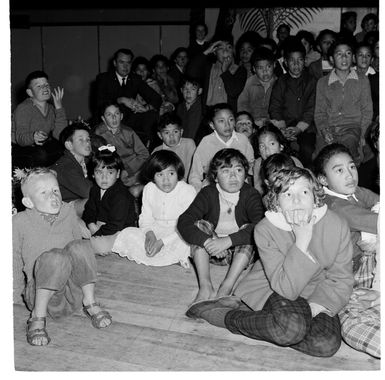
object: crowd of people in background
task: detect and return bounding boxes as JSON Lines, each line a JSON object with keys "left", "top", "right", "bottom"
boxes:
{"left": 11, "top": 10, "right": 380, "bottom": 360}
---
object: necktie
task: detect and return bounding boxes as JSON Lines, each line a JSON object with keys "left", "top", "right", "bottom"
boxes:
{"left": 121, "top": 77, "right": 126, "bottom": 86}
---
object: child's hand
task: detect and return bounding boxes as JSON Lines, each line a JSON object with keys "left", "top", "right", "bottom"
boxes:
{"left": 144, "top": 231, "right": 157, "bottom": 253}
{"left": 204, "top": 236, "right": 232, "bottom": 257}
{"left": 52, "top": 87, "right": 64, "bottom": 109}
{"left": 270, "top": 119, "right": 286, "bottom": 131}
{"left": 146, "top": 239, "right": 164, "bottom": 257}
{"left": 204, "top": 40, "right": 223, "bottom": 55}
{"left": 88, "top": 223, "right": 99, "bottom": 235}
{"left": 285, "top": 126, "right": 300, "bottom": 141}
{"left": 285, "top": 210, "right": 316, "bottom": 253}
{"left": 33, "top": 130, "right": 48, "bottom": 145}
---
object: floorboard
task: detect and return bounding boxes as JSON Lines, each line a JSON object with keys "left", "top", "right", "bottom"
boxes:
{"left": 13, "top": 254, "right": 381, "bottom": 371}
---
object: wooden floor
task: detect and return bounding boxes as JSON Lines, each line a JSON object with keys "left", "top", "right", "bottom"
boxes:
{"left": 14, "top": 254, "right": 380, "bottom": 371}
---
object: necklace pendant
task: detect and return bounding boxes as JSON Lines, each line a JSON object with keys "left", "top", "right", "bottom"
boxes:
{"left": 227, "top": 207, "right": 232, "bottom": 214}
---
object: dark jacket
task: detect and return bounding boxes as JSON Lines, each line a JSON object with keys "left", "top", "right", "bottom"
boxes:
{"left": 51, "top": 150, "right": 92, "bottom": 202}
{"left": 177, "top": 183, "right": 264, "bottom": 247}
{"left": 82, "top": 179, "right": 136, "bottom": 236}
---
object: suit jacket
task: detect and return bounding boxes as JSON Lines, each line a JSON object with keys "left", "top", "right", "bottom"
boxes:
{"left": 95, "top": 71, "right": 162, "bottom": 115}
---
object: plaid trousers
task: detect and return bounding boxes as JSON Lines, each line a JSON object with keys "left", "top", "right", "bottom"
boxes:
{"left": 339, "top": 290, "right": 381, "bottom": 358}
{"left": 192, "top": 219, "right": 255, "bottom": 266}
{"left": 225, "top": 292, "right": 341, "bottom": 357}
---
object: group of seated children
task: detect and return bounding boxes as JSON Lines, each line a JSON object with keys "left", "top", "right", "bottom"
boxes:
{"left": 12, "top": 13, "right": 380, "bottom": 360}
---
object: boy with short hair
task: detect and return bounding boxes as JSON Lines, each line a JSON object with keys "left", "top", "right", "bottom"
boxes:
{"left": 176, "top": 76, "right": 204, "bottom": 143}
{"left": 13, "top": 168, "right": 111, "bottom": 347}
{"left": 12, "top": 70, "right": 67, "bottom": 168}
{"left": 152, "top": 113, "right": 196, "bottom": 181}
{"left": 51, "top": 122, "right": 93, "bottom": 216}
{"left": 237, "top": 47, "right": 277, "bottom": 127}
{"left": 314, "top": 38, "right": 373, "bottom": 165}
{"left": 188, "top": 103, "right": 254, "bottom": 193}
{"left": 95, "top": 101, "right": 149, "bottom": 188}
{"left": 314, "top": 143, "right": 380, "bottom": 358}
{"left": 269, "top": 39, "right": 317, "bottom": 169}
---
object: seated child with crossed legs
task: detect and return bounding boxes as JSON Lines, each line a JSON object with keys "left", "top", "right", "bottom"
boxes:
{"left": 178, "top": 148, "right": 264, "bottom": 309}
{"left": 13, "top": 168, "right": 111, "bottom": 347}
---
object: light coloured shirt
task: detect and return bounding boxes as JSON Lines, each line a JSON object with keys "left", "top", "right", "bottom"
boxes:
{"left": 188, "top": 131, "right": 254, "bottom": 192}
{"left": 139, "top": 181, "right": 196, "bottom": 246}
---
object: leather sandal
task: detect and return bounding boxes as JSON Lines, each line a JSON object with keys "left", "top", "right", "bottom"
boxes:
{"left": 83, "top": 302, "right": 112, "bottom": 329}
{"left": 26, "top": 316, "right": 51, "bottom": 346}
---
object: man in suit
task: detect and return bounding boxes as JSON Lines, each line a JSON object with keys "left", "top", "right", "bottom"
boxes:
{"left": 94, "top": 48, "right": 162, "bottom": 148}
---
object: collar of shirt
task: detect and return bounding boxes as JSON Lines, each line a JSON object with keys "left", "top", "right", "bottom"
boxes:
{"left": 352, "top": 65, "right": 376, "bottom": 76}
{"left": 116, "top": 72, "right": 128, "bottom": 86}
{"left": 162, "top": 140, "right": 182, "bottom": 149}
{"left": 106, "top": 124, "right": 121, "bottom": 135}
{"left": 328, "top": 68, "right": 358, "bottom": 85}
{"left": 196, "top": 39, "right": 206, "bottom": 45}
{"left": 213, "top": 130, "right": 238, "bottom": 146}
{"left": 323, "top": 186, "right": 358, "bottom": 201}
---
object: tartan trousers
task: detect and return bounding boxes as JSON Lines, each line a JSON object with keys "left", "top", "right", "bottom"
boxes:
{"left": 224, "top": 292, "right": 342, "bottom": 357}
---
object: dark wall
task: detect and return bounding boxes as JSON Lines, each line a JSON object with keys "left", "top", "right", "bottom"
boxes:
{"left": 10, "top": 8, "right": 191, "bottom": 120}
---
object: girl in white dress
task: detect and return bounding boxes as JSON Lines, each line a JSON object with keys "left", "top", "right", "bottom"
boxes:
{"left": 97, "top": 150, "right": 196, "bottom": 267}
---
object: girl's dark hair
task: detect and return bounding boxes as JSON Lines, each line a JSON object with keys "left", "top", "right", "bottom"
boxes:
{"left": 206, "top": 103, "right": 234, "bottom": 122}
{"left": 170, "top": 47, "right": 189, "bottom": 62}
{"left": 315, "top": 29, "right": 337, "bottom": 50}
{"left": 261, "top": 152, "right": 296, "bottom": 186}
{"left": 296, "top": 30, "right": 316, "bottom": 50}
{"left": 235, "top": 31, "right": 262, "bottom": 63}
{"left": 141, "top": 150, "right": 185, "bottom": 183}
{"left": 90, "top": 148, "right": 123, "bottom": 173}
{"left": 207, "top": 148, "right": 249, "bottom": 183}
{"left": 264, "top": 167, "right": 325, "bottom": 212}
{"left": 313, "top": 143, "right": 353, "bottom": 177}
{"left": 361, "top": 13, "right": 378, "bottom": 29}
{"left": 255, "top": 123, "right": 291, "bottom": 157}
{"left": 132, "top": 56, "right": 151, "bottom": 73}
{"left": 150, "top": 54, "right": 170, "bottom": 71}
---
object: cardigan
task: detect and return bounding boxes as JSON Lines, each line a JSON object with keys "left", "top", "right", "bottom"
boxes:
{"left": 177, "top": 183, "right": 264, "bottom": 247}
{"left": 51, "top": 150, "right": 92, "bottom": 202}
{"left": 234, "top": 208, "right": 353, "bottom": 315}
{"left": 12, "top": 98, "right": 67, "bottom": 146}
{"left": 82, "top": 179, "right": 136, "bottom": 236}
{"left": 94, "top": 123, "right": 149, "bottom": 177}
{"left": 13, "top": 203, "right": 81, "bottom": 303}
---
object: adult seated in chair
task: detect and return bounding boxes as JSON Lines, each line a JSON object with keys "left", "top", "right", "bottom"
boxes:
{"left": 94, "top": 48, "right": 162, "bottom": 148}
{"left": 51, "top": 122, "right": 93, "bottom": 217}
{"left": 12, "top": 70, "right": 67, "bottom": 169}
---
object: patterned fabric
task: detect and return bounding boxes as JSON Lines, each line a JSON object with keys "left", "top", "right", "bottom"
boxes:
{"left": 354, "top": 251, "right": 376, "bottom": 288}
{"left": 225, "top": 292, "right": 341, "bottom": 357}
{"left": 193, "top": 219, "right": 254, "bottom": 266}
{"left": 339, "top": 290, "right": 380, "bottom": 358}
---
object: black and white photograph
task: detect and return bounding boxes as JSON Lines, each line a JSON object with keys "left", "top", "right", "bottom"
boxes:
{"left": 4, "top": 0, "right": 382, "bottom": 374}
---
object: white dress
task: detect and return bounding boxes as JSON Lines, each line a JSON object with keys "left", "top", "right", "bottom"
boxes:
{"left": 112, "top": 180, "right": 196, "bottom": 267}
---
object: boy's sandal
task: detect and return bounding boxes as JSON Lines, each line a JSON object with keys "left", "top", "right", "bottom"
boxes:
{"left": 26, "top": 316, "right": 51, "bottom": 346}
{"left": 83, "top": 302, "right": 112, "bottom": 329}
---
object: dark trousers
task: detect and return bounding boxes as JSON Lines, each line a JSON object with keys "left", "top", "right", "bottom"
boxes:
{"left": 25, "top": 239, "right": 97, "bottom": 319}
{"left": 224, "top": 292, "right": 341, "bottom": 357}
{"left": 12, "top": 138, "right": 63, "bottom": 169}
